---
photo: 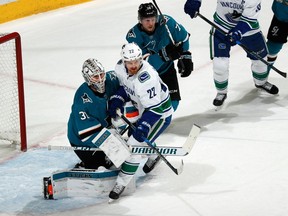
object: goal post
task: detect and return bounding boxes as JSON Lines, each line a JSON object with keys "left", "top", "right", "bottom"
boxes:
{"left": 0, "top": 32, "right": 27, "bottom": 151}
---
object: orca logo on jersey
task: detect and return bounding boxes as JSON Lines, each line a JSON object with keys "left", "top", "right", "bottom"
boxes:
{"left": 138, "top": 71, "right": 150, "bottom": 83}
{"left": 127, "top": 29, "right": 136, "bottom": 38}
{"left": 160, "top": 15, "right": 170, "bottom": 26}
{"left": 82, "top": 93, "right": 93, "bottom": 103}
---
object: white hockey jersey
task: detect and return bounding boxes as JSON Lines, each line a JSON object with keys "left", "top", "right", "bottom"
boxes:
{"left": 114, "top": 60, "right": 173, "bottom": 119}
{"left": 214, "top": 0, "right": 262, "bottom": 35}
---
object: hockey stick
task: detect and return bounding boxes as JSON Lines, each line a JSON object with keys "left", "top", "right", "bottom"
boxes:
{"left": 152, "top": 0, "right": 174, "bottom": 44}
{"left": 48, "top": 144, "right": 193, "bottom": 156}
{"left": 117, "top": 109, "right": 195, "bottom": 175}
{"left": 48, "top": 125, "right": 200, "bottom": 156}
{"left": 152, "top": 0, "right": 187, "bottom": 73}
{"left": 196, "top": 12, "right": 287, "bottom": 78}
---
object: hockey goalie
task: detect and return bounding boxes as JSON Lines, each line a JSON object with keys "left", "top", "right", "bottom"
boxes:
{"left": 43, "top": 58, "right": 141, "bottom": 201}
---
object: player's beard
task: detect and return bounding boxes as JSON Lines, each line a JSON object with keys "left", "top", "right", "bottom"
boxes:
{"left": 128, "top": 67, "right": 138, "bottom": 75}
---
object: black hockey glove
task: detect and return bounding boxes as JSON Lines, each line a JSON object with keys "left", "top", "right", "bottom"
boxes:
{"left": 184, "top": 0, "right": 201, "bottom": 19}
{"left": 177, "top": 51, "right": 193, "bottom": 77}
{"left": 159, "top": 43, "right": 183, "bottom": 62}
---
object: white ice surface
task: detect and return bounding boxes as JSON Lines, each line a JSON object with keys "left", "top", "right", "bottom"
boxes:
{"left": 0, "top": 0, "right": 288, "bottom": 215}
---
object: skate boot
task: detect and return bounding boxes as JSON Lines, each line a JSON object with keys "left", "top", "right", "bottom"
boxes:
{"left": 143, "top": 156, "right": 161, "bottom": 174}
{"left": 109, "top": 183, "right": 125, "bottom": 200}
{"left": 255, "top": 81, "right": 279, "bottom": 95}
{"left": 213, "top": 93, "right": 227, "bottom": 106}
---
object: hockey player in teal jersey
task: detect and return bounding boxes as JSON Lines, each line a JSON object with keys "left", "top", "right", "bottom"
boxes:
{"left": 126, "top": 3, "right": 193, "bottom": 111}
{"left": 184, "top": 0, "right": 279, "bottom": 107}
{"left": 67, "top": 58, "right": 120, "bottom": 169}
{"left": 266, "top": 0, "right": 288, "bottom": 67}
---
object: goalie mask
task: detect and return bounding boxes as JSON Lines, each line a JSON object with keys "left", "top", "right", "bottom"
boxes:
{"left": 82, "top": 59, "right": 106, "bottom": 93}
{"left": 121, "top": 42, "right": 143, "bottom": 62}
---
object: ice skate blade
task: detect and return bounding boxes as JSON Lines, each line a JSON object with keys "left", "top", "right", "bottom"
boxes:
{"left": 108, "top": 198, "right": 118, "bottom": 204}
{"left": 214, "top": 105, "right": 223, "bottom": 111}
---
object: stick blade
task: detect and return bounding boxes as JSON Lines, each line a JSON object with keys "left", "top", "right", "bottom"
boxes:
{"left": 175, "top": 159, "right": 184, "bottom": 175}
{"left": 182, "top": 124, "right": 201, "bottom": 154}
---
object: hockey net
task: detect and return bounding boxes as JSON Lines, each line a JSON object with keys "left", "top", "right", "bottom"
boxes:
{"left": 0, "top": 32, "right": 27, "bottom": 151}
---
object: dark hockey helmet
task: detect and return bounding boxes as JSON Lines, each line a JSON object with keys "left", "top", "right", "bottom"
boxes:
{"left": 138, "top": 3, "right": 158, "bottom": 20}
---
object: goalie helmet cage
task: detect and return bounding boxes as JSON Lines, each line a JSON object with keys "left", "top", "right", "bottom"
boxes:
{"left": 0, "top": 32, "right": 27, "bottom": 151}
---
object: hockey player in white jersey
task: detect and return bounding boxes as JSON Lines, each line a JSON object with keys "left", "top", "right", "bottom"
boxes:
{"left": 184, "top": 0, "right": 279, "bottom": 107}
{"left": 108, "top": 42, "right": 173, "bottom": 200}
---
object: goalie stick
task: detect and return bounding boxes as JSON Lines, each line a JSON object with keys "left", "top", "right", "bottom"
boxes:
{"left": 195, "top": 12, "right": 287, "bottom": 78}
{"left": 48, "top": 124, "right": 200, "bottom": 156}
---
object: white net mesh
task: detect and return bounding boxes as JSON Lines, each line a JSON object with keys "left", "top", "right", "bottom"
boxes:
{"left": 0, "top": 33, "right": 21, "bottom": 145}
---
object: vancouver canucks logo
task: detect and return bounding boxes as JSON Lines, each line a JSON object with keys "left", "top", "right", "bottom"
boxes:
{"left": 81, "top": 93, "right": 92, "bottom": 103}
{"left": 138, "top": 71, "right": 150, "bottom": 83}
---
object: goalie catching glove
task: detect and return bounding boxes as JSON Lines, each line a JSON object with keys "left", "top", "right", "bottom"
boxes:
{"left": 177, "top": 51, "right": 193, "bottom": 77}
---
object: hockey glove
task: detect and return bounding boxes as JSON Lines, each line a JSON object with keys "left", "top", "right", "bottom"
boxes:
{"left": 184, "top": 0, "right": 201, "bottom": 19}
{"left": 227, "top": 29, "right": 242, "bottom": 46}
{"left": 108, "top": 95, "right": 125, "bottom": 119}
{"left": 132, "top": 121, "right": 150, "bottom": 143}
{"left": 177, "top": 51, "right": 193, "bottom": 77}
{"left": 159, "top": 43, "right": 183, "bottom": 62}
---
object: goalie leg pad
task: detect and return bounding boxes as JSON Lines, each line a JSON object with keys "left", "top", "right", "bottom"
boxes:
{"left": 44, "top": 168, "right": 136, "bottom": 200}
